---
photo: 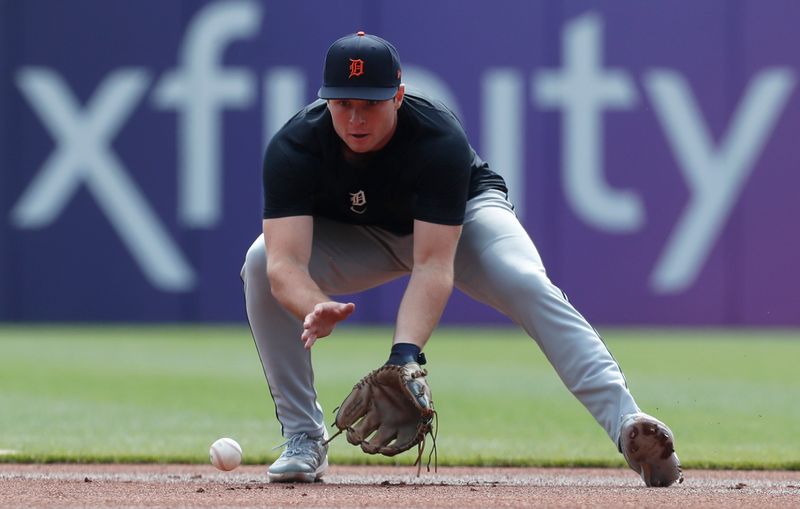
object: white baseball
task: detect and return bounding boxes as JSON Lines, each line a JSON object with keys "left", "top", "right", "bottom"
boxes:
{"left": 209, "top": 437, "right": 242, "bottom": 471}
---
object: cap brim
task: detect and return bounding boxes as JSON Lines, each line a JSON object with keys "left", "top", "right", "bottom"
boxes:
{"left": 318, "top": 86, "right": 398, "bottom": 100}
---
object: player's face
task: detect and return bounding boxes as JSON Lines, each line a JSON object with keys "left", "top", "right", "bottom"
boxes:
{"left": 327, "top": 86, "right": 405, "bottom": 154}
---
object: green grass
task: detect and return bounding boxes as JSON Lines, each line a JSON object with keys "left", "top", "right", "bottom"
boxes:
{"left": 0, "top": 325, "right": 798, "bottom": 469}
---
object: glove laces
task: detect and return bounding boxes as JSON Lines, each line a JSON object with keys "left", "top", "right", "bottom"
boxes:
{"left": 414, "top": 409, "right": 438, "bottom": 476}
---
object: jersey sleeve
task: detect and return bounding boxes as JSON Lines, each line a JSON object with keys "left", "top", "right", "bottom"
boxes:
{"left": 262, "top": 139, "right": 315, "bottom": 219}
{"left": 412, "top": 132, "right": 472, "bottom": 225}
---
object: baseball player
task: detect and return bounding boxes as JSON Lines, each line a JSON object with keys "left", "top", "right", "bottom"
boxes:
{"left": 241, "top": 31, "right": 682, "bottom": 487}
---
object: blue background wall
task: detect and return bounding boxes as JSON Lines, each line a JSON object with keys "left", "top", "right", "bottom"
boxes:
{"left": 2, "top": 0, "right": 799, "bottom": 324}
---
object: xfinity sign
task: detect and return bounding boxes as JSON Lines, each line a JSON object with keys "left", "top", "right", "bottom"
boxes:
{"left": 9, "top": 2, "right": 797, "bottom": 300}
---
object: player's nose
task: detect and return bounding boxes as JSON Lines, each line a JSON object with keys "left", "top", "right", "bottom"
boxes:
{"left": 349, "top": 107, "right": 366, "bottom": 125}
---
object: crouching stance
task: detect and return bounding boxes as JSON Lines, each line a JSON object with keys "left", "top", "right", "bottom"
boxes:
{"left": 241, "top": 31, "right": 682, "bottom": 487}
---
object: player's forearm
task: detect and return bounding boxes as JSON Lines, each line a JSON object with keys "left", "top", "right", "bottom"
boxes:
{"left": 393, "top": 263, "right": 454, "bottom": 348}
{"left": 267, "top": 260, "right": 330, "bottom": 322}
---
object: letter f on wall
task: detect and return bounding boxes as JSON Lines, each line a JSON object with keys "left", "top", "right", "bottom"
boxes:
{"left": 154, "top": 0, "right": 262, "bottom": 229}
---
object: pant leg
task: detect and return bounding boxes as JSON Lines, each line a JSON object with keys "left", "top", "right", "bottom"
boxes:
{"left": 454, "top": 190, "right": 640, "bottom": 444}
{"left": 241, "top": 218, "right": 413, "bottom": 438}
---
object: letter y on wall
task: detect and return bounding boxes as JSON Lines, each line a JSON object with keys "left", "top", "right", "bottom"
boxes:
{"left": 645, "top": 68, "right": 796, "bottom": 293}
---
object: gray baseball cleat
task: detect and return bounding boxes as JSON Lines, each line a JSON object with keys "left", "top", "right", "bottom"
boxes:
{"left": 268, "top": 432, "right": 328, "bottom": 483}
{"left": 619, "top": 413, "right": 684, "bottom": 487}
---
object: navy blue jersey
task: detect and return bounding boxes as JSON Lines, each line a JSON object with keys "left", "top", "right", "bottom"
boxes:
{"left": 262, "top": 91, "right": 507, "bottom": 235}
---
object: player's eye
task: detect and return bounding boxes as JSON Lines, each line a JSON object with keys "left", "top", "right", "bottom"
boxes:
{"left": 367, "top": 100, "right": 380, "bottom": 106}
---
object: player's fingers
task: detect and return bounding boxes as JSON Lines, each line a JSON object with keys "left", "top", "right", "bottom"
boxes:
{"left": 304, "top": 334, "right": 317, "bottom": 350}
{"left": 332, "top": 302, "right": 355, "bottom": 320}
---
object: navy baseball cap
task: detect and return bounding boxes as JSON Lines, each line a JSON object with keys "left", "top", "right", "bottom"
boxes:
{"left": 318, "top": 31, "right": 402, "bottom": 101}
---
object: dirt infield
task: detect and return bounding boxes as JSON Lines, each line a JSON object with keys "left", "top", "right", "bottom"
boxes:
{"left": 1, "top": 464, "right": 798, "bottom": 508}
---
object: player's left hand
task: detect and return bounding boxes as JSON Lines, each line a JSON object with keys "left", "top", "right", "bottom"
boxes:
{"left": 301, "top": 301, "right": 355, "bottom": 349}
{"left": 325, "top": 362, "right": 436, "bottom": 473}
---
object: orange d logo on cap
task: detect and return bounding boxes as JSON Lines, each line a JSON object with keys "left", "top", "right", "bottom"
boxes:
{"left": 348, "top": 58, "right": 364, "bottom": 78}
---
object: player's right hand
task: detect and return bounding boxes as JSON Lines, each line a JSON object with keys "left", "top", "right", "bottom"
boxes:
{"left": 301, "top": 301, "right": 355, "bottom": 349}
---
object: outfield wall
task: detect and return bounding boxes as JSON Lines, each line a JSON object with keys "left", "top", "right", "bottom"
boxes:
{"left": 1, "top": 1, "right": 799, "bottom": 324}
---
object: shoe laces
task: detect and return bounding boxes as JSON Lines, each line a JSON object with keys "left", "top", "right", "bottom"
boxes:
{"left": 273, "top": 433, "right": 321, "bottom": 459}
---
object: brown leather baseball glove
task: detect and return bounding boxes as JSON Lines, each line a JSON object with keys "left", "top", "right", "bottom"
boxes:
{"left": 325, "top": 362, "right": 436, "bottom": 470}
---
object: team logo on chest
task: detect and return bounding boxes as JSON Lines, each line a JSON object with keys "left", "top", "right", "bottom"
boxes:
{"left": 349, "top": 190, "right": 367, "bottom": 214}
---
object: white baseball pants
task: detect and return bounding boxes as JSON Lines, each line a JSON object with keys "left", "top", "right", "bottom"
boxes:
{"left": 241, "top": 190, "right": 640, "bottom": 444}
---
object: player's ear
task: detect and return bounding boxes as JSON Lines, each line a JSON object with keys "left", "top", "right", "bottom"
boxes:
{"left": 393, "top": 84, "right": 405, "bottom": 109}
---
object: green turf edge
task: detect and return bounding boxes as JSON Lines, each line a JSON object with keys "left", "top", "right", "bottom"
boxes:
{"left": 1, "top": 454, "right": 797, "bottom": 471}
